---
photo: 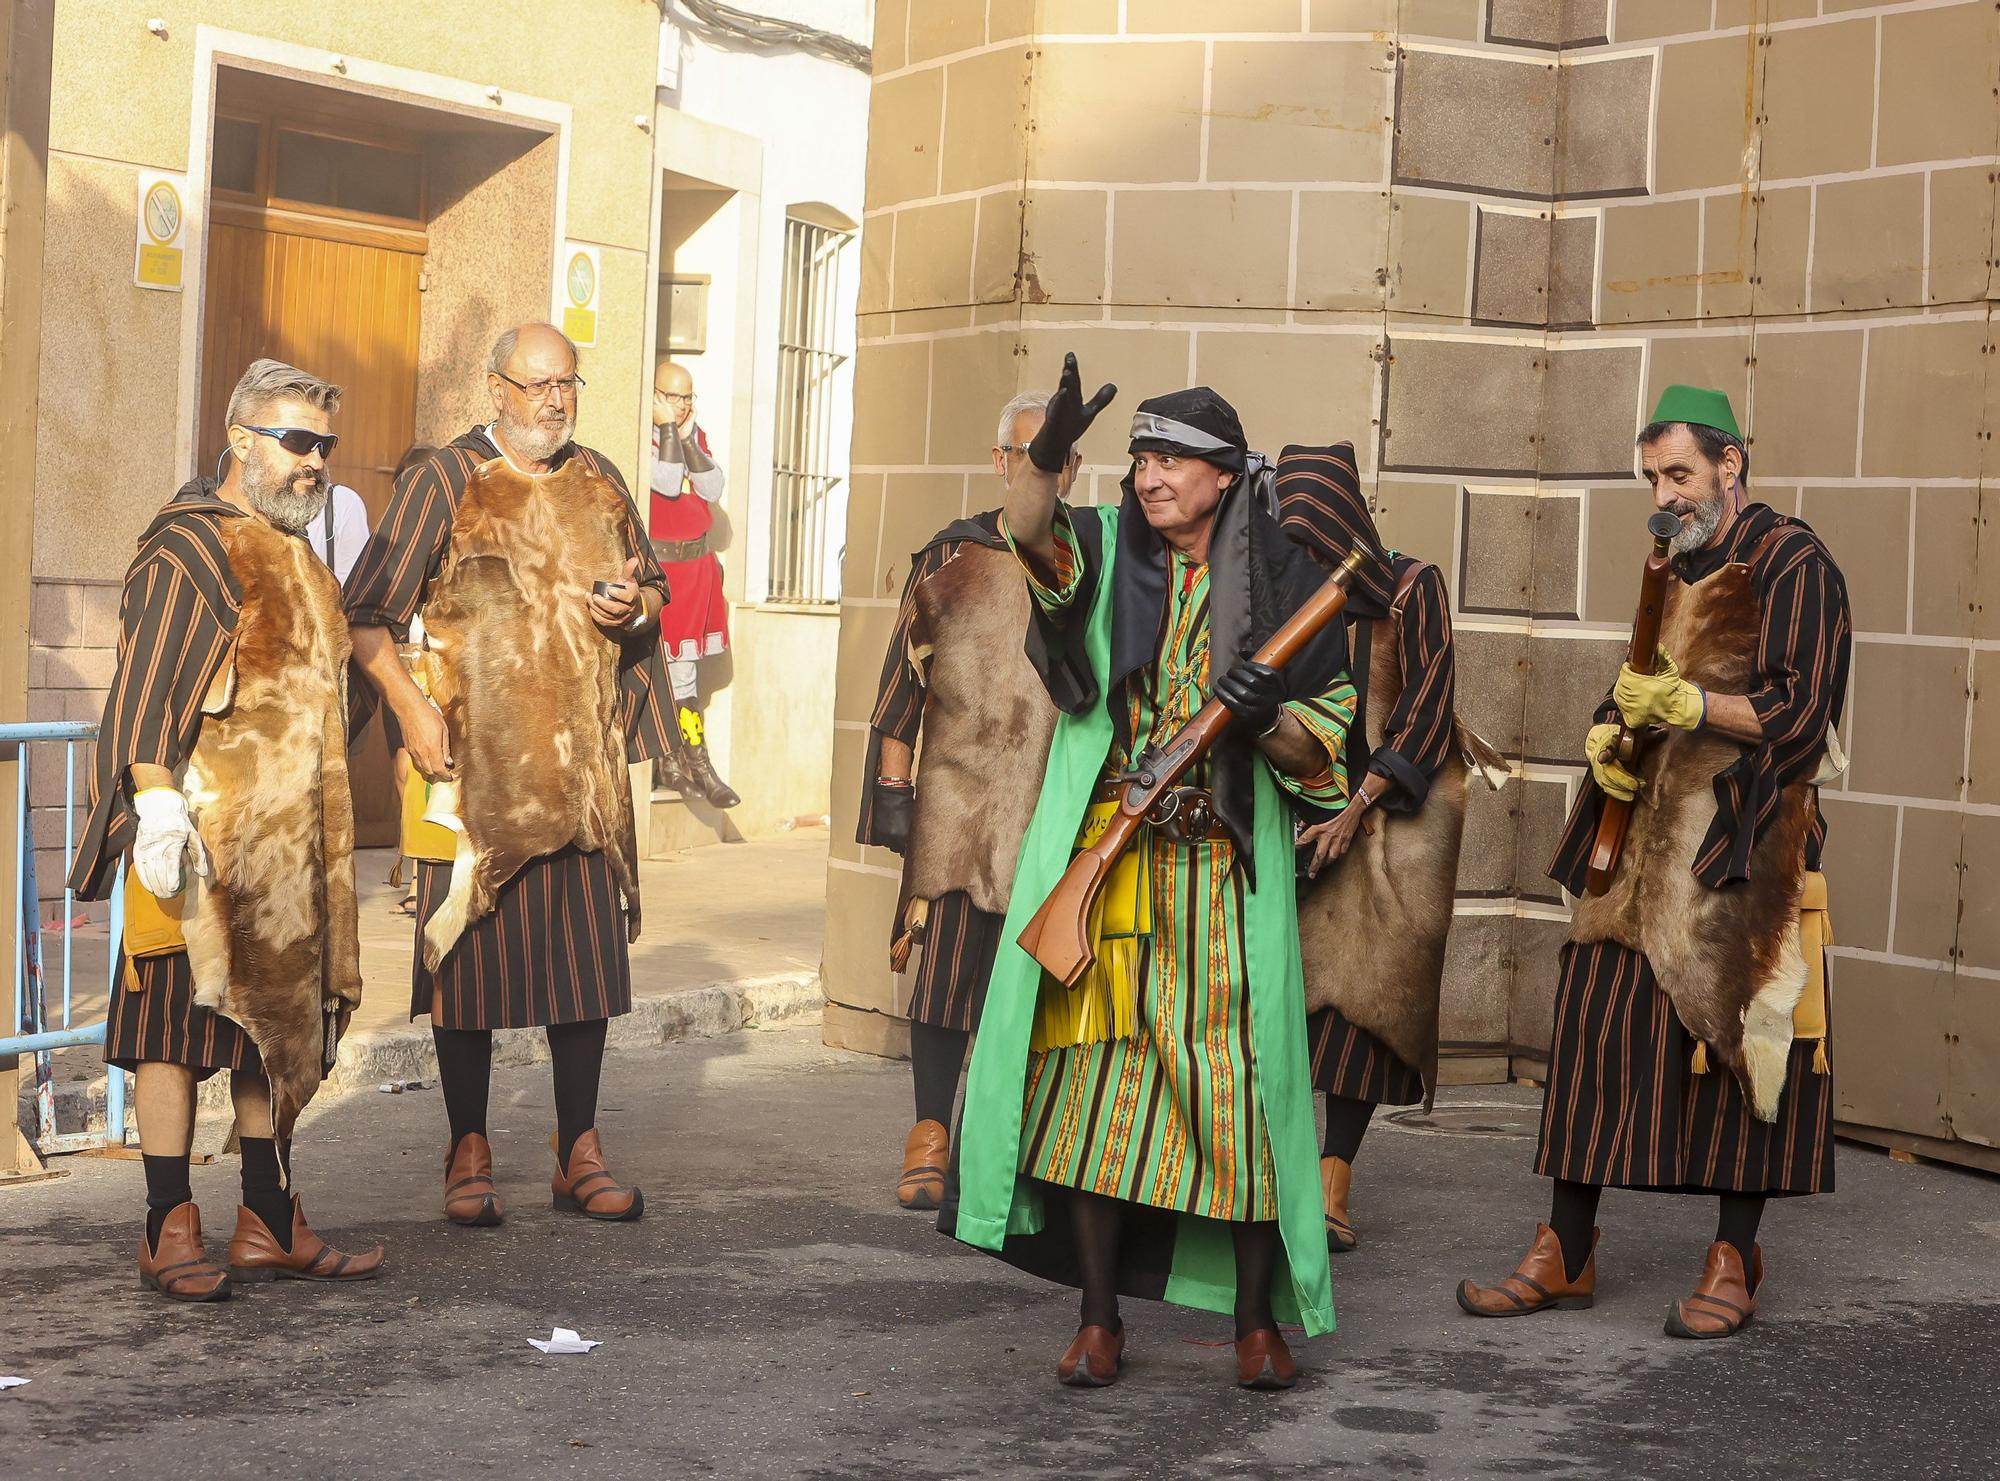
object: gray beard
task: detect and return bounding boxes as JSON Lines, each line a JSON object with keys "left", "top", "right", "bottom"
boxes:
{"left": 499, "top": 407, "right": 573, "bottom": 464}
{"left": 1669, "top": 495, "right": 1725, "bottom": 559}
{"left": 244, "top": 460, "right": 328, "bottom": 534}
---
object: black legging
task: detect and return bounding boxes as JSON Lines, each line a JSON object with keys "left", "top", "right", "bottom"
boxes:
{"left": 1547, "top": 1180, "right": 1766, "bottom": 1286}
{"left": 1321, "top": 1093, "right": 1374, "bottom": 1164}
{"left": 910, "top": 1021, "right": 970, "bottom": 1127}
{"left": 433, "top": 1018, "right": 608, "bottom": 1168}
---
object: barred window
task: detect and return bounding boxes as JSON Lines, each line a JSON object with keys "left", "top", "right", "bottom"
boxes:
{"left": 769, "top": 214, "right": 854, "bottom": 604}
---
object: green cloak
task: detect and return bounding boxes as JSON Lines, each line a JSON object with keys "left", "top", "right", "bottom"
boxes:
{"left": 948, "top": 504, "right": 1336, "bottom": 1338}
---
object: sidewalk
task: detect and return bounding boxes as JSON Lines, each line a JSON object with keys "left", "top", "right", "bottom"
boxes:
{"left": 14, "top": 833, "right": 830, "bottom": 1138}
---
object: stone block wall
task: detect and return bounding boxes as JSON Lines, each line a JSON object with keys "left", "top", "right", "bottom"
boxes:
{"left": 825, "top": 1, "right": 2000, "bottom": 1163}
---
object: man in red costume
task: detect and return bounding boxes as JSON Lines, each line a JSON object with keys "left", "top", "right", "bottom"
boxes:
{"left": 649, "top": 360, "right": 738, "bottom": 808}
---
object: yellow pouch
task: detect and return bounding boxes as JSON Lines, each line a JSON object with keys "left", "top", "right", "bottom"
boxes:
{"left": 122, "top": 867, "right": 188, "bottom": 960}
{"left": 1794, "top": 871, "right": 1832, "bottom": 1073}
{"left": 401, "top": 773, "right": 459, "bottom": 863}
{"left": 1030, "top": 798, "right": 1152, "bottom": 1052}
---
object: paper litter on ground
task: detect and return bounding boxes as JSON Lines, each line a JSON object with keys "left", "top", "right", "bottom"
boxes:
{"left": 527, "top": 1328, "right": 600, "bottom": 1354}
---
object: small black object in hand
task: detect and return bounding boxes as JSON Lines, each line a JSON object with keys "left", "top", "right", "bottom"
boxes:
{"left": 592, "top": 580, "right": 620, "bottom": 597}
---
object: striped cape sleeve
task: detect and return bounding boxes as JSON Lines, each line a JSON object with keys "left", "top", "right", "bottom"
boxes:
{"left": 591, "top": 450, "right": 678, "bottom": 763}
{"left": 67, "top": 526, "right": 236, "bottom": 899}
{"left": 1371, "top": 564, "right": 1457, "bottom": 810}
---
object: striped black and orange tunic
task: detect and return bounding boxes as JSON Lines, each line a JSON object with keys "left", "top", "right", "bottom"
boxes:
{"left": 71, "top": 484, "right": 259, "bottom": 1076}
{"left": 858, "top": 513, "right": 1010, "bottom": 1034}
{"left": 344, "top": 427, "right": 677, "bottom": 1030}
{"left": 1538, "top": 502, "right": 1851, "bottom": 1195}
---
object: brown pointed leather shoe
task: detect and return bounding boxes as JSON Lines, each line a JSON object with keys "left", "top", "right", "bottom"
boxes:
{"left": 1234, "top": 1328, "right": 1299, "bottom": 1390}
{"left": 1056, "top": 1323, "right": 1124, "bottom": 1387}
{"left": 228, "top": 1196, "right": 386, "bottom": 1283}
{"left": 1321, "top": 1155, "right": 1357, "bottom": 1253}
{"left": 550, "top": 1128, "right": 644, "bottom": 1220}
{"left": 138, "top": 1203, "right": 232, "bottom": 1302}
{"left": 1456, "top": 1223, "right": 1598, "bottom": 1317}
{"left": 896, "top": 1119, "right": 949, "bottom": 1211}
{"left": 443, "top": 1132, "right": 503, "bottom": 1227}
{"left": 1664, "top": 1241, "right": 1762, "bottom": 1339}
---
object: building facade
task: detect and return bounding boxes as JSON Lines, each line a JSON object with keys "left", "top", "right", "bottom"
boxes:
{"left": 820, "top": 0, "right": 2000, "bottom": 1172}
{"left": 16, "top": 0, "right": 871, "bottom": 899}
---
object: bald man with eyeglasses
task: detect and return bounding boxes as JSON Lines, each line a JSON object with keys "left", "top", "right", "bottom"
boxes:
{"left": 346, "top": 322, "right": 681, "bottom": 1230}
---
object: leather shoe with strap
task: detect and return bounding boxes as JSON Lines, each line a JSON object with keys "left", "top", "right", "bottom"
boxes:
{"left": 443, "top": 1132, "right": 503, "bottom": 1227}
{"left": 1056, "top": 1323, "right": 1124, "bottom": 1387}
{"left": 1456, "top": 1222, "right": 1597, "bottom": 1317}
{"left": 1234, "top": 1328, "right": 1299, "bottom": 1390}
{"left": 1320, "top": 1155, "right": 1358, "bottom": 1254}
{"left": 896, "top": 1119, "right": 949, "bottom": 1211}
{"left": 551, "top": 1128, "right": 644, "bottom": 1220}
{"left": 228, "top": 1196, "right": 386, "bottom": 1283}
{"left": 1665, "top": 1241, "right": 1761, "bottom": 1339}
{"left": 138, "top": 1202, "right": 232, "bottom": 1302}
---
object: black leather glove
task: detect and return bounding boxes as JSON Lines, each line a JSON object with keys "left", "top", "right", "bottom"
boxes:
{"left": 870, "top": 778, "right": 915, "bottom": 855}
{"left": 1213, "top": 661, "right": 1286, "bottom": 735}
{"left": 1027, "top": 352, "right": 1118, "bottom": 473}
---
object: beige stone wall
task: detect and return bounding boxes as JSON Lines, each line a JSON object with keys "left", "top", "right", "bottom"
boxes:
{"left": 825, "top": 0, "right": 2000, "bottom": 1164}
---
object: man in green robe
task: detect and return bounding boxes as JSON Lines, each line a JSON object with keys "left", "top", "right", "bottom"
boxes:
{"left": 944, "top": 355, "right": 1350, "bottom": 1391}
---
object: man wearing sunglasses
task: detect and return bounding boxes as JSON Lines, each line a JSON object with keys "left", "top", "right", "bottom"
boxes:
{"left": 346, "top": 321, "right": 679, "bottom": 1229}
{"left": 70, "top": 357, "right": 383, "bottom": 1301}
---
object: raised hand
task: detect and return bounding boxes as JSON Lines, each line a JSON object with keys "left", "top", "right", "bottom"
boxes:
{"left": 1027, "top": 352, "right": 1117, "bottom": 473}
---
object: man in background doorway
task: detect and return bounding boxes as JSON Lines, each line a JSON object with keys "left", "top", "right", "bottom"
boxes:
{"left": 649, "top": 359, "right": 739, "bottom": 809}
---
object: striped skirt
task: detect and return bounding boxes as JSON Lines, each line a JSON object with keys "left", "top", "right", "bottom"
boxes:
{"left": 906, "top": 891, "right": 1000, "bottom": 1033}
{"left": 1308, "top": 1006, "right": 1425, "bottom": 1106}
{"left": 1019, "top": 838, "right": 1277, "bottom": 1223}
{"left": 1533, "top": 939, "right": 1835, "bottom": 1196}
{"left": 410, "top": 844, "right": 635, "bottom": 1030}
{"left": 104, "top": 951, "right": 259, "bottom": 1078}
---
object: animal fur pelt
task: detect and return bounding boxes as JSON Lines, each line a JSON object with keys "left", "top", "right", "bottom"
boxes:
{"left": 900, "top": 544, "right": 1058, "bottom": 918}
{"left": 1295, "top": 606, "right": 1501, "bottom": 1105}
{"left": 417, "top": 456, "right": 642, "bottom": 971}
{"left": 1568, "top": 559, "right": 1814, "bottom": 1122}
{"left": 180, "top": 518, "right": 361, "bottom": 1142}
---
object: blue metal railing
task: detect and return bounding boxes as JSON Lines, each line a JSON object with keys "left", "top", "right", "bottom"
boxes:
{"left": 3, "top": 720, "right": 130, "bottom": 1154}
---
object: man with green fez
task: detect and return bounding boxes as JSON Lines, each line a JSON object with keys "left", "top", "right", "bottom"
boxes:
{"left": 944, "top": 354, "right": 1353, "bottom": 1391}
{"left": 1457, "top": 385, "right": 1851, "bottom": 1339}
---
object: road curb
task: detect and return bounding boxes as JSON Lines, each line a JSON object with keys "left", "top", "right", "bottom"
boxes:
{"left": 17, "top": 972, "right": 826, "bottom": 1139}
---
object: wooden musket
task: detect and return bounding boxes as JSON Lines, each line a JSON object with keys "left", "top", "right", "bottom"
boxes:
{"left": 1016, "top": 546, "right": 1377, "bottom": 986}
{"left": 1583, "top": 509, "right": 1684, "bottom": 896}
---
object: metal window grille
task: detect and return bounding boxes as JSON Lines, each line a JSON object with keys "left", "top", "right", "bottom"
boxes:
{"left": 769, "top": 216, "right": 853, "bottom": 604}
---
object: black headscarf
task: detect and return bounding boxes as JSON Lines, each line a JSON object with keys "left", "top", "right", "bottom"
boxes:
{"left": 1023, "top": 389, "right": 1349, "bottom": 884}
{"left": 1274, "top": 442, "right": 1395, "bottom": 617}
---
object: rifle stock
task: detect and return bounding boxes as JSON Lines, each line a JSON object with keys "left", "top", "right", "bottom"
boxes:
{"left": 1019, "top": 546, "right": 1375, "bottom": 986}
{"left": 1583, "top": 510, "right": 1684, "bottom": 896}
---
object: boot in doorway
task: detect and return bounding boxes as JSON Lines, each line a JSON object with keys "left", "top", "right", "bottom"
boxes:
{"left": 677, "top": 702, "right": 741, "bottom": 809}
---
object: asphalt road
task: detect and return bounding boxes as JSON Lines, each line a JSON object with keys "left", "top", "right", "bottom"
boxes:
{"left": 4, "top": 1025, "right": 1995, "bottom": 1479}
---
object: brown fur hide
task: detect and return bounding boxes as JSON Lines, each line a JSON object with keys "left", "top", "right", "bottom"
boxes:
{"left": 1567, "top": 561, "right": 1813, "bottom": 1122}
{"left": 1295, "top": 612, "right": 1470, "bottom": 1103}
{"left": 181, "top": 519, "right": 361, "bottom": 1141}
{"left": 900, "top": 545, "right": 1058, "bottom": 918}
{"left": 417, "top": 457, "right": 641, "bottom": 971}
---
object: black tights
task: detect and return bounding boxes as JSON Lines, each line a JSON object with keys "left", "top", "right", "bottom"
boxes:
{"left": 1547, "top": 1180, "right": 1768, "bottom": 1286}
{"left": 910, "top": 1022, "right": 970, "bottom": 1128}
{"left": 1066, "top": 1189, "right": 1282, "bottom": 1339}
{"left": 1321, "top": 1094, "right": 1374, "bottom": 1164}
{"left": 432, "top": 1018, "right": 609, "bottom": 1168}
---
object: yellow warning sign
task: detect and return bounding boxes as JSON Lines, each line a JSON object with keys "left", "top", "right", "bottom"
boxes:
{"left": 134, "top": 171, "right": 186, "bottom": 292}
{"left": 554, "top": 242, "right": 601, "bottom": 347}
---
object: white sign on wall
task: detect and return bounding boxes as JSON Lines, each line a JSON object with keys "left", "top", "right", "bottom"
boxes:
{"left": 558, "top": 242, "right": 601, "bottom": 348}
{"left": 133, "top": 170, "right": 187, "bottom": 291}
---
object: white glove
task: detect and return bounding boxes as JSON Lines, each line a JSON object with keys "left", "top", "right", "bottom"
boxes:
{"left": 131, "top": 787, "right": 208, "bottom": 899}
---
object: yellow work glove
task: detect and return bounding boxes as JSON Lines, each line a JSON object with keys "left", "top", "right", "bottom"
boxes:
{"left": 1585, "top": 722, "right": 1641, "bottom": 802}
{"left": 1613, "top": 646, "right": 1706, "bottom": 732}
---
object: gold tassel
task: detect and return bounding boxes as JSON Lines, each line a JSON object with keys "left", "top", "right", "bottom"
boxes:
{"left": 1811, "top": 1037, "right": 1830, "bottom": 1075}
{"left": 1690, "top": 1040, "right": 1710, "bottom": 1075}
{"left": 888, "top": 928, "right": 915, "bottom": 974}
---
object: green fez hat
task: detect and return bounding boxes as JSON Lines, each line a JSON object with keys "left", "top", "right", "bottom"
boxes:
{"left": 1648, "top": 384, "right": 1741, "bottom": 440}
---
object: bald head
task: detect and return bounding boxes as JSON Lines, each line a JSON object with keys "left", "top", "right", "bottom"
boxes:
{"left": 486, "top": 322, "right": 580, "bottom": 466}
{"left": 653, "top": 360, "right": 697, "bottom": 430}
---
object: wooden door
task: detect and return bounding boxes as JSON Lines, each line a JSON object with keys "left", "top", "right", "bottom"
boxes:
{"left": 198, "top": 114, "right": 427, "bottom": 849}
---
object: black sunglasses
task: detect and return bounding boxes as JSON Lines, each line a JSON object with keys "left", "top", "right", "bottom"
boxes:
{"left": 240, "top": 424, "right": 339, "bottom": 458}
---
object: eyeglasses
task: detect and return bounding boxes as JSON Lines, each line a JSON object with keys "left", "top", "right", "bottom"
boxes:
{"left": 495, "top": 370, "right": 586, "bottom": 401}
{"left": 997, "top": 443, "right": 1030, "bottom": 454}
{"left": 659, "top": 391, "right": 694, "bottom": 405}
{"left": 239, "top": 424, "right": 339, "bottom": 458}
